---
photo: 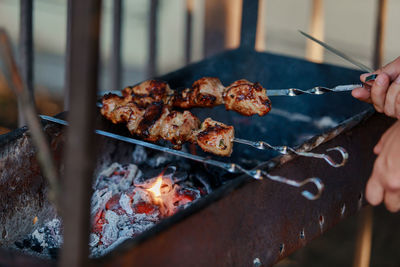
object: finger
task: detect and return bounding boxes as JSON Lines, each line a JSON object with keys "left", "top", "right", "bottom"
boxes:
{"left": 381, "top": 56, "right": 400, "bottom": 81}
{"left": 366, "top": 175, "right": 384, "bottom": 206}
{"left": 395, "top": 81, "right": 400, "bottom": 119}
{"left": 352, "top": 87, "right": 372, "bottom": 103}
{"left": 383, "top": 74, "right": 400, "bottom": 117}
{"left": 384, "top": 191, "right": 400, "bottom": 213}
{"left": 373, "top": 124, "right": 396, "bottom": 154}
{"left": 366, "top": 157, "right": 386, "bottom": 206}
{"left": 374, "top": 139, "right": 383, "bottom": 155}
{"left": 370, "top": 73, "right": 390, "bottom": 112}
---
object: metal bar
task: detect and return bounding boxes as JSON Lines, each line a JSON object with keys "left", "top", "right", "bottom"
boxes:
{"left": 240, "top": 0, "right": 259, "bottom": 49}
{"left": 64, "top": 0, "right": 72, "bottom": 110}
{"left": 111, "top": 0, "right": 123, "bottom": 90}
{"left": 225, "top": 0, "right": 242, "bottom": 50}
{"left": 353, "top": 2, "right": 388, "bottom": 266}
{"left": 0, "top": 29, "right": 60, "bottom": 210}
{"left": 372, "top": 0, "right": 387, "bottom": 69}
{"left": 255, "top": 0, "right": 265, "bottom": 51}
{"left": 18, "top": 0, "right": 34, "bottom": 126}
{"left": 148, "top": 0, "right": 158, "bottom": 77}
{"left": 299, "top": 30, "right": 374, "bottom": 73}
{"left": 204, "top": 0, "right": 226, "bottom": 57}
{"left": 306, "top": 0, "right": 324, "bottom": 63}
{"left": 60, "top": 0, "right": 102, "bottom": 266}
{"left": 353, "top": 206, "right": 374, "bottom": 267}
{"left": 185, "top": 0, "right": 194, "bottom": 64}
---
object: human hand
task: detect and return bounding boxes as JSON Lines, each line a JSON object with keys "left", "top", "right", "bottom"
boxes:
{"left": 365, "top": 120, "right": 400, "bottom": 212}
{"left": 352, "top": 56, "right": 400, "bottom": 118}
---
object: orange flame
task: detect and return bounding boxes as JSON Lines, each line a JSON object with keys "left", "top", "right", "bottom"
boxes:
{"left": 147, "top": 175, "right": 163, "bottom": 199}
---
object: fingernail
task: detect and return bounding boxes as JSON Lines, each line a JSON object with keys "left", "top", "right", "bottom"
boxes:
{"left": 361, "top": 73, "right": 371, "bottom": 80}
{"left": 376, "top": 74, "right": 385, "bottom": 86}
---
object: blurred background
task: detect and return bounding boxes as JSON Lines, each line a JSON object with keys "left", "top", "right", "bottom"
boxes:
{"left": 0, "top": 0, "right": 400, "bottom": 266}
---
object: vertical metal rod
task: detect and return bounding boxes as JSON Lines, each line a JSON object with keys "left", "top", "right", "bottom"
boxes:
{"left": 353, "top": 2, "right": 387, "bottom": 266}
{"left": 306, "top": 0, "right": 324, "bottom": 63}
{"left": 111, "top": 0, "right": 123, "bottom": 90}
{"left": 372, "top": 0, "right": 387, "bottom": 69}
{"left": 239, "top": 0, "right": 259, "bottom": 49}
{"left": 185, "top": 0, "right": 194, "bottom": 64}
{"left": 60, "top": 0, "right": 102, "bottom": 266}
{"left": 64, "top": 0, "right": 72, "bottom": 110}
{"left": 18, "top": 0, "right": 34, "bottom": 126}
{"left": 148, "top": 0, "right": 158, "bottom": 77}
{"left": 353, "top": 206, "right": 374, "bottom": 267}
{"left": 255, "top": 0, "right": 265, "bottom": 51}
{"left": 225, "top": 0, "right": 242, "bottom": 50}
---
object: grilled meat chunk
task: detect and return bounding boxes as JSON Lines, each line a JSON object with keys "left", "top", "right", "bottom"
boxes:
{"left": 159, "top": 110, "right": 201, "bottom": 145}
{"left": 223, "top": 79, "right": 272, "bottom": 116}
{"left": 196, "top": 118, "right": 234, "bottom": 156}
{"left": 122, "top": 80, "right": 174, "bottom": 107}
{"left": 134, "top": 102, "right": 166, "bottom": 141}
{"left": 101, "top": 93, "right": 132, "bottom": 123}
{"left": 173, "top": 77, "right": 225, "bottom": 108}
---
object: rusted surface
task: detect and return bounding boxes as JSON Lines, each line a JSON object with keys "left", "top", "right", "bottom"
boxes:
{"left": 95, "top": 113, "right": 394, "bottom": 267}
{"left": 0, "top": 124, "right": 63, "bottom": 247}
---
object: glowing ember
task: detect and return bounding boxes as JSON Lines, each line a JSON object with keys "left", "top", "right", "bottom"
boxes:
{"left": 15, "top": 162, "right": 206, "bottom": 259}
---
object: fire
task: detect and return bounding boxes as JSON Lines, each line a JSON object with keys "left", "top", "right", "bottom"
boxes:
{"left": 147, "top": 175, "right": 163, "bottom": 199}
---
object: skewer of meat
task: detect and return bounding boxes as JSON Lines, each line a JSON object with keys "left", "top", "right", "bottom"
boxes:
{"left": 101, "top": 94, "right": 234, "bottom": 156}
{"left": 101, "top": 93, "right": 348, "bottom": 166}
{"left": 121, "top": 77, "right": 272, "bottom": 116}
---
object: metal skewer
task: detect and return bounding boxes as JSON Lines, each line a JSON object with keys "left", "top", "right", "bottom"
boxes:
{"left": 266, "top": 84, "right": 363, "bottom": 97}
{"left": 95, "top": 102, "right": 348, "bottom": 168}
{"left": 234, "top": 138, "right": 348, "bottom": 168}
{"left": 298, "top": 30, "right": 378, "bottom": 82}
{"left": 40, "top": 115, "right": 324, "bottom": 200}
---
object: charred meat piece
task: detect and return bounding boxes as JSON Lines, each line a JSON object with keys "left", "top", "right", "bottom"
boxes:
{"left": 101, "top": 93, "right": 132, "bottom": 123}
{"left": 173, "top": 77, "right": 225, "bottom": 108}
{"left": 159, "top": 110, "right": 201, "bottom": 145}
{"left": 223, "top": 79, "right": 272, "bottom": 116}
{"left": 196, "top": 118, "right": 234, "bottom": 157}
{"left": 122, "top": 80, "right": 174, "bottom": 107}
{"left": 134, "top": 102, "right": 166, "bottom": 141}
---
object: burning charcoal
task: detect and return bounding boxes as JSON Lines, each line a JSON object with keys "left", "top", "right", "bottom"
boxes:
{"left": 117, "top": 164, "right": 141, "bottom": 192}
{"left": 101, "top": 224, "right": 118, "bottom": 247}
{"left": 91, "top": 188, "right": 113, "bottom": 217}
{"left": 119, "top": 193, "right": 133, "bottom": 215}
{"left": 89, "top": 233, "right": 100, "bottom": 247}
{"left": 15, "top": 161, "right": 209, "bottom": 259}
{"left": 99, "top": 162, "right": 120, "bottom": 177}
{"left": 101, "top": 210, "right": 120, "bottom": 246}
{"left": 132, "top": 145, "right": 147, "bottom": 164}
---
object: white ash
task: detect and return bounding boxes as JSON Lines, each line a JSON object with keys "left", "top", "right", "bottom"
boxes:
{"left": 31, "top": 219, "right": 63, "bottom": 249}
{"left": 119, "top": 193, "right": 133, "bottom": 215}
{"left": 15, "top": 162, "right": 204, "bottom": 259}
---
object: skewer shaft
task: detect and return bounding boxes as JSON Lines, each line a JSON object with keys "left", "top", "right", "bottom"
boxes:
{"left": 40, "top": 115, "right": 324, "bottom": 200}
